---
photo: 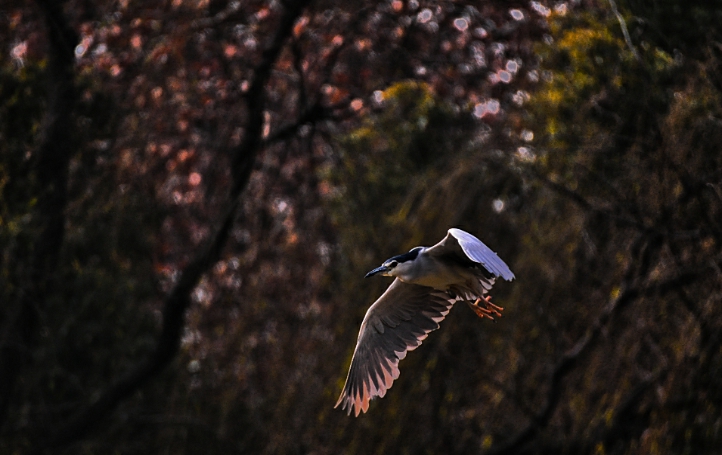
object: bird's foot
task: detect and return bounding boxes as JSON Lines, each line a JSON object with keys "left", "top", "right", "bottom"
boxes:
{"left": 467, "top": 296, "right": 504, "bottom": 321}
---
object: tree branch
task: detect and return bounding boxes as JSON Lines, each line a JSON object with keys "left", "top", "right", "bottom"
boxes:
{"left": 42, "top": 1, "right": 310, "bottom": 450}
{"left": 0, "top": 0, "right": 77, "bottom": 433}
{"left": 607, "top": 0, "right": 641, "bottom": 62}
{"left": 534, "top": 171, "right": 647, "bottom": 231}
{"left": 595, "top": 368, "right": 666, "bottom": 450}
{"left": 484, "top": 235, "right": 640, "bottom": 455}
{"left": 485, "top": 239, "right": 718, "bottom": 455}
{"left": 190, "top": 1, "right": 244, "bottom": 30}
{"left": 230, "top": 1, "right": 308, "bottom": 196}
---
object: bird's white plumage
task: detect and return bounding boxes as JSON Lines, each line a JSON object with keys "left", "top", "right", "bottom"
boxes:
{"left": 426, "top": 228, "right": 515, "bottom": 281}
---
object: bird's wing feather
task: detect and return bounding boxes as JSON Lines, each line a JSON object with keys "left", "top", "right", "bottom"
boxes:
{"left": 425, "top": 228, "right": 515, "bottom": 281}
{"left": 335, "top": 279, "right": 455, "bottom": 416}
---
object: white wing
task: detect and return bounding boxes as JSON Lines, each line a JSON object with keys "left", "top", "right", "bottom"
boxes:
{"left": 426, "top": 228, "right": 515, "bottom": 281}
{"left": 335, "top": 279, "right": 455, "bottom": 416}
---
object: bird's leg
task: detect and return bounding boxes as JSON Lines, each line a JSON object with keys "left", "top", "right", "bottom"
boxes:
{"left": 484, "top": 296, "right": 504, "bottom": 314}
{"left": 467, "top": 295, "right": 503, "bottom": 321}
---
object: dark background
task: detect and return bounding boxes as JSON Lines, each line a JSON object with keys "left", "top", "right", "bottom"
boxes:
{"left": 1, "top": 0, "right": 721, "bottom": 453}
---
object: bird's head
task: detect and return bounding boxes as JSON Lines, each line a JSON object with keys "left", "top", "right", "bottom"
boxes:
{"left": 365, "top": 247, "right": 423, "bottom": 278}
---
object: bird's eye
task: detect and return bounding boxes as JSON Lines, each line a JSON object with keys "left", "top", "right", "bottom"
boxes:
{"left": 388, "top": 261, "right": 398, "bottom": 268}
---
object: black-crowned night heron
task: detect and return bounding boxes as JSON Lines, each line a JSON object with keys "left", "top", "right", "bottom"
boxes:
{"left": 335, "top": 228, "right": 515, "bottom": 416}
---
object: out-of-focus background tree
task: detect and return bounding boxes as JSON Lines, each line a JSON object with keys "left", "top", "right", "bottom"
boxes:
{"left": 1, "top": 0, "right": 721, "bottom": 453}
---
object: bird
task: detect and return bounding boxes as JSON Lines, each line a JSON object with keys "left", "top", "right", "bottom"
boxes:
{"left": 335, "top": 228, "right": 515, "bottom": 416}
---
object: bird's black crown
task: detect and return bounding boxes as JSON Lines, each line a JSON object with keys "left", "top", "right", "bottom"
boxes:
{"left": 386, "top": 246, "right": 423, "bottom": 264}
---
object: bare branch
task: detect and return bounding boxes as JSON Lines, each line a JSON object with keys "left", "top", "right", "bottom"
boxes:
{"left": 262, "top": 102, "right": 329, "bottom": 148}
{"left": 534, "top": 171, "right": 647, "bottom": 231}
{"left": 190, "top": 1, "right": 244, "bottom": 30}
{"left": 487, "top": 246, "right": 720, "bottom": 455}
{"left": 485, "top": 239, "right": 717, "bottom": 455}
{"left": 230, "top": 1, "right": 308, "bottom": 196}
{"left": 291, "top": 36, "right": 308, "bottom": 115}
{"left": 42, "top": 1, "right": 311, "bottom": 450}
{"left": 0, "top": 0, "right": 77, "bottom": 433}
{"left": 607, "top": 0, "right": 641, "bottom": 61}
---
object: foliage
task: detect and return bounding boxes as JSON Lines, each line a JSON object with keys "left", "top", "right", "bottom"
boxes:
{"left": 519, "top": 7, "right": 722, "bottom": 454}
{"left": 1, "top": 0, "right": 722, "bottom": 454}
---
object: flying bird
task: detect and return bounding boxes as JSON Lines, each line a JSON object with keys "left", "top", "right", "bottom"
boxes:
{"left": 335, "top": 228, "right": 515, "bottom": 416}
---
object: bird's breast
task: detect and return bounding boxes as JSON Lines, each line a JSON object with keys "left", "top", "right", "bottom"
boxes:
{"left": 402, "top": 257, "right": 469, "bottom": 290}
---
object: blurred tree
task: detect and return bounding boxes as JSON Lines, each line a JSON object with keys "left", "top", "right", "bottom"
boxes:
{"left": 1, "top": 0, "right": 721, "bottom": 454}
{"left": 492, "top": 7, "right": 722, "bottom": 454}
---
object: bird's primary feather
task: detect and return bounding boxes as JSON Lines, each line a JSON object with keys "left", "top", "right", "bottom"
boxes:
{"left": 334, "top": 279, "right": 455, "bottom": 416}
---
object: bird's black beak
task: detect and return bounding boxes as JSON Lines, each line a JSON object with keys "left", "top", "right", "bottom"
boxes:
{"left": 365, "top": 265, "right": 390, "bottom": 278}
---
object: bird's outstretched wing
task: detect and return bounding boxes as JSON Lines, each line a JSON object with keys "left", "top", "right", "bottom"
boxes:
{"left": 425, "top": 228, "right": 515, "bottom": 281}
{"left": 335, "top": 279, "right": 455, "bottom": 416}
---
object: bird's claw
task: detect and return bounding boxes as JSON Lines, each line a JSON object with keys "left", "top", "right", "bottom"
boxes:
{"left": 467, "top": 296, "right": 504, "bottom": 321}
